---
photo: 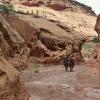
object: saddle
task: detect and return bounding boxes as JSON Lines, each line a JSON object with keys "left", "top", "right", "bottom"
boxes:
{"left": 64, "top": 58, "right": 70, "bottom": 65}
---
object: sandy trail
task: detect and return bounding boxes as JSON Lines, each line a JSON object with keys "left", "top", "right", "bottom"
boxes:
{"left": 21, "top": 64, "right": 100, "bottom": 100}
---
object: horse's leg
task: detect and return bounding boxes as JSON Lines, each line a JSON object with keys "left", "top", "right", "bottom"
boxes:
{"left": 65, "top": 65, "right": 68, "bottom": 71}
{"left": 70, "top": 65, "right": 74, "bottom": 72}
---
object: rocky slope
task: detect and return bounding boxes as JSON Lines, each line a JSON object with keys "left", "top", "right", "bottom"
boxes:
{"left": 0, "top": 0, "right": 96, "bottom": 16}
{"left": 8, "top": 14, "right": 86, "bottom": 64}
{"left": 13, "top": 0, "right": 98, "bottom": 37}
{"left": 0, "top": 0, "right": 97, "bottom": 64}
{"left": 0, "top": 14, "right": 29, "bottom": 100}
{"left": 0, "top": 0, "right": 97, "bottom": 37}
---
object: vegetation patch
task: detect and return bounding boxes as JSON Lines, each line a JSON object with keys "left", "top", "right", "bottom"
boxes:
{"left": 0, "top": 3, "right": 15, "bottom": 16}
{"left": 82, "top": 42, "right": 96, "bottom": 58}
{"left": 91, "top": 36, "right": 100, "bottom": 43}
{"left": 33, "top": 63, "right": 40, "bottom": 73}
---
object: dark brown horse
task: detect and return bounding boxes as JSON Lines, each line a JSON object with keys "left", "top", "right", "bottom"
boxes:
{"left": 64, "top": 56, "right": 75, "bottom": 72}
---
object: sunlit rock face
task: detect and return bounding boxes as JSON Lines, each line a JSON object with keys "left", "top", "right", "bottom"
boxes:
{"left": 8, "top": 15, "right": 85, "bottom": 64}
{"left": 95, "top": 14, "right": 100, "bottom": 40}
{"left": 88, "top": 15, "right": 100, "bottom": 70}
{"left": 0, "top": 0, "right": 97, "bottom": 64}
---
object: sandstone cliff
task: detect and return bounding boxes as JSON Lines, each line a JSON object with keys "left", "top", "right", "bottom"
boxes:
{"left": 0, "top": 15, "right": 29, "bottom": 100}
{"left": 95, "top": 14, "right": 100, "bottom": 40}
{"left": 88, "top": 15, "right": 100, "bottom": 70}
{"left": 1, "top": 0, "right": 96, "bottom": 16}
{"left": 0, "top": 0, "right": 97, "bottom": 37}
{"left": 7, "top": 14, "right": 85, "bottom": 64}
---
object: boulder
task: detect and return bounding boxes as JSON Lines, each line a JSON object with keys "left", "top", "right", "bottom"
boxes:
{"left": 0, "top": 56, "right": 29, "bottom": 100}
{"left": 88, "top": 43, "right": 100, "bottom": 70}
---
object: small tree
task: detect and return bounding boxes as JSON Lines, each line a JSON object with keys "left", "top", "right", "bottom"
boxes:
{"left": 0, "top": 3, "right": 15, "bottom": 17}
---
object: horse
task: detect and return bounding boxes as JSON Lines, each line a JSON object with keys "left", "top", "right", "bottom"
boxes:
{"left": 64, "top": 56, "right": 75, "bottom": 72}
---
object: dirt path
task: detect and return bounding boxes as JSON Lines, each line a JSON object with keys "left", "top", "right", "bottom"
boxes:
{"left": 21, "top": 64, "right": 100, "bottom": 100}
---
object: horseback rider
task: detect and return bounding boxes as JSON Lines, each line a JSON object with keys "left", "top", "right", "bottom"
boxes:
{"left": 64, "top": 54, "right": 75, "bottom": 72}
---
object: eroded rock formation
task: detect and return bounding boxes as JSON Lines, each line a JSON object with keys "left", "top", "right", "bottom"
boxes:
{"left": 7, "top": 15, "right": 85, "bottom": 64}
{"left": 0, "top": 10, "right": 87, "bottom": 66}
{"left": 0, "top": 15, "right": 29, "bottom": 100}
{"left": 0, "top": 56, "right": 29, "bottom": 100}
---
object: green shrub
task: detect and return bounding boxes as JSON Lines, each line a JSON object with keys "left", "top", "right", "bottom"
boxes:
{"left": 0, "top": 3, "right": 15, "bottom": 16}
{"left": 91, "top": 36, "right": 100, "bottom": 43}
{"left": 33, "top": 63, "right": 40, "bottom": 73}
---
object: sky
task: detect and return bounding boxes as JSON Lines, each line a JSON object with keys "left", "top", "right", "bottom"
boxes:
{"left": 75, "top": 0, "right": 100, "bottom": 15}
